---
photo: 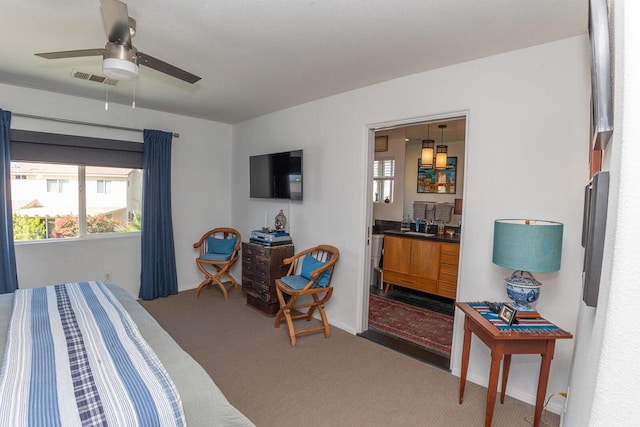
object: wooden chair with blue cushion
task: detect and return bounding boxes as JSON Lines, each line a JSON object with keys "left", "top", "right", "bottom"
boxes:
{"left": 193, "top": 227, "right": 242, "bottom": 299}
{"left": 274, "top": 244, "right": 340, "bottom": 346}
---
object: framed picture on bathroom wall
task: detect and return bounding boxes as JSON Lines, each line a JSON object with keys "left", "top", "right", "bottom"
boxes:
{"left": 417, "top": 157, "right": 457, "bottom": 194}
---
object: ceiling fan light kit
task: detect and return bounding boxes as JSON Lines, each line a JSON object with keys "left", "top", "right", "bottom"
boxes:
{"left": 103, "top": 43, "right": 138, "bottom": 80}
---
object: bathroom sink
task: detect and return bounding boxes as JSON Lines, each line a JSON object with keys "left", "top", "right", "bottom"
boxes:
{"left": 403, "top": 231, "right": 435, "bottom": 237}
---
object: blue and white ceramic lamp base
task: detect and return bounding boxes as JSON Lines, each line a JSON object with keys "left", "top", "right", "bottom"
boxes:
{"left": 504, "top": 273, "right": 541, "bottom": 312}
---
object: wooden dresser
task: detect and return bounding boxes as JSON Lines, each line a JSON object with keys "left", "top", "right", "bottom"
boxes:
{"left": 241, "top": 241, "right": 294, "bottom": 315}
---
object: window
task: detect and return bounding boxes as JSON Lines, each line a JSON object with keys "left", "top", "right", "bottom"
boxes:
{"left": 9, "top": 130, "right": 144, "bottom": 242}
{"left": 97, "top": 179, "right": 111, "bottom": 194}
{"left": 373, "top": 158, "right": 395, "bottom": 203}
{"left": 46, "top": 178, "right": 70, "bottom": 193}
{"left": 11, "top": 163, "right": 142, "bottom": 241}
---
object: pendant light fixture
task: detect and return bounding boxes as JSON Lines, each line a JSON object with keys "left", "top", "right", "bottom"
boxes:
{"left": 420, "top": 124, "right": 435, "bottom": 167}
{"left": 435, "top": 124, "right": 448, "bottom": 169}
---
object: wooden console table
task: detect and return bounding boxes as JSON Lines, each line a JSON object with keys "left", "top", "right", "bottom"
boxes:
{"left": 456, "top": 302, "right": 573, "bottom": 427}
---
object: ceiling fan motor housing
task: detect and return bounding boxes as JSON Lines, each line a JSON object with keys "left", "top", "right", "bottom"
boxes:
{"left": 103, "top": 42, "right": 139, "bottom": 80}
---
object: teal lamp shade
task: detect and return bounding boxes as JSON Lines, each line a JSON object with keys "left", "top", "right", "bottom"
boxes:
{"left": 492, "top": 219, "right": 563, "bottom": 272}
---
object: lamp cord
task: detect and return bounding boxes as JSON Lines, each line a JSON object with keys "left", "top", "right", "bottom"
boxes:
{"left": 524, "top": 392, "right": 567, "bottom": 426}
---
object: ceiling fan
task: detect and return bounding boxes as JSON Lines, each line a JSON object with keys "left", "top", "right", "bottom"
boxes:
{"left": 35, "top": 0, "right": 201, "bottom": 84}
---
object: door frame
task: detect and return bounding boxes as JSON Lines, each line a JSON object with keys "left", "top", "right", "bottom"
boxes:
{"left": 360, "top": 111, "right": 469, "bottom": 367}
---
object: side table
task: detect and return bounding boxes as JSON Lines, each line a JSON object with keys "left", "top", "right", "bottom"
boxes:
{"left": 456, "top": 302, "right": 573, "bottom": 427}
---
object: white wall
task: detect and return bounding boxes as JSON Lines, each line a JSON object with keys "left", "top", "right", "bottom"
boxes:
{"left": 1, "top": 83, "right": 233, "bottom": 297}
{"left": 231, "top": 36, "right": 590, "bottom": 412}
{"left": 564, "top": 1, "right": 640, "bottom": 425}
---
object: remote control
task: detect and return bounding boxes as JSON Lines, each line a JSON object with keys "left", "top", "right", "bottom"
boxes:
{"left": 484, "top": 301, "right": 502, "bottom": 314}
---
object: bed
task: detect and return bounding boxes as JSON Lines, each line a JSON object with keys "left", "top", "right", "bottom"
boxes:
{"left": 0, "top": 281, "right": 254, "bottom": 427}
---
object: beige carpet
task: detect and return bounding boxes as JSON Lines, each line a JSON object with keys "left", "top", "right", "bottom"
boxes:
{"left": 140, "top": 288, "right": 560, "bottom": 427}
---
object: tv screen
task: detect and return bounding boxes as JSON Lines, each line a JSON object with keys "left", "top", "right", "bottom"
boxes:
{"left": 250, "top": 150, "right": 303, "bottom": 200}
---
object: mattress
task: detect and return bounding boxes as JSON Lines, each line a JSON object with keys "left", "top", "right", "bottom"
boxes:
{"left": 0, "top": 283, "right": 254, "bottom": 427}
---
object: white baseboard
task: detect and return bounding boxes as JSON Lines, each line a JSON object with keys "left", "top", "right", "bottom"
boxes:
{"left": 449, "top": 367, "right": 564, "bottom": 415}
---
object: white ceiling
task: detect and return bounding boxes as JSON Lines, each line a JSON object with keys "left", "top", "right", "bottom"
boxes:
{"left": 1, "top": 0, "right": 587, "bottom": 124}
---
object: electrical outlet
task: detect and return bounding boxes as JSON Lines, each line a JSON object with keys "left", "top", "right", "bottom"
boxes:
{"left": 105, "top": 273, "right": 111, "bottom": 282}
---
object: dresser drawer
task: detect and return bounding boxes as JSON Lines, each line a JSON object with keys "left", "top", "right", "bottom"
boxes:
{"left": 440, "top": 253, "right": 459, "bottom": 265}
{"left": 438, "top": 282, "right": 457, "bottom": 299}
{"left": 440, "top": 243, "right": 460, "bottom": 256}
{"left": 439, "top": 263, "right": 458, "bottom": 284}
{"left": 438, "top": 271, "right": 458, "bottom": 285}
{"left": 241, "top": 262, "right": 269, "bottom": 281}
{"left": 242, "top": 253, "right": 270, "bottom": 270}
{"left": 241, "top": 276, "right": 274, "bottom": 302}
{"left": 439, "top": 263, "right": 458, "bottom": 274}
{"left": 242, "top": 243, "right": 270, "bottom": 258}
{"left": 383, "top": 270, "right": 437, "bottom": 294}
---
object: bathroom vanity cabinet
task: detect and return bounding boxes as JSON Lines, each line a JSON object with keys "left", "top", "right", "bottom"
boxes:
{"left": 382, "top": 234, "right": 459, "bottom": 299}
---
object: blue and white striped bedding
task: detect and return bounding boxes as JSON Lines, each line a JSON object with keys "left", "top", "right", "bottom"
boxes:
{"left": 0, "top": 281, "right": 185, "bottom": 427}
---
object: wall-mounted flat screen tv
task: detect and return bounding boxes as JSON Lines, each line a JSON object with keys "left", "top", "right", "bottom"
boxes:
{"left": 249, "top": 149, "right": 303, "bottom": 200}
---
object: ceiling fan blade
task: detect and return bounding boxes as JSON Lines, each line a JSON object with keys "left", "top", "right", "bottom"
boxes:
{"left": 35, "top": 49, "right": 105, "bottom": 59}
{"left": 137, "top": 51, "right": 201, "bottom": 84}
{"left": 100, "top": 0, "right": 132, "bottom": 48}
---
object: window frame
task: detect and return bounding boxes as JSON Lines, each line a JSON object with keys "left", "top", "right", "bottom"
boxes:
{"left": 373, "top": 157, "right": 396, "bottom": 203}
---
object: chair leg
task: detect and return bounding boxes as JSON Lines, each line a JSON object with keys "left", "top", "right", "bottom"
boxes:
{"left": 195, "top": 259, "right": 240, "bottom": 300}
{"left": 223, "top": 272, "right": 240, "bottom": 289}
{"left": 195, "top": 278, "right": 212, "bottom": 298}
{"left": 317, "top": 303, "right": 331, "bottom": 338}
{"left": 274, "top": 309, "right": 283, "bottom": 328}
{"left": 275, "top": 288, "right": 299, "bottom": 347}
{"left": 284, "top": 308, "right": 297, "bottom": 347}
{"left": 213, "top": 278, "right": 230, "bottom": 300}
{"left": 274, "top": 285, "right": 334, "bottom": 346}
{"left": 274, "top": 286, "right": 287, "bottom": 328}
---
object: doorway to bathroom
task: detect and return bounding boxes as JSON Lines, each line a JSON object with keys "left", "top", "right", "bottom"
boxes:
{"left": 360, "top": 114, "right": 466, "bottom": 370}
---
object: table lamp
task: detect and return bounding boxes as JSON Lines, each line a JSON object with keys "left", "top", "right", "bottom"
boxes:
{"left": 492, "top": 219, "right": 563, "bottom": 311}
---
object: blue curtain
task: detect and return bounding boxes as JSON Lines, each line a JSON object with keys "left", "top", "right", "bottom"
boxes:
{"left": 0, "top": 110, "right": 18, "bottom": 294}
{"left": 139, "top": 129, "right": 178, "bottom": 300}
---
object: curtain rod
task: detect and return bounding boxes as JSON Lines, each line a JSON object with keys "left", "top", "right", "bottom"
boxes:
{"left": 12, "top": 112, "right": 180, "bottom": 138}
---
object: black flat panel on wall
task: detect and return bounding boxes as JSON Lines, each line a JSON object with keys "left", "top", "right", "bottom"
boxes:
{"left": 582, "top": 171, "right": 609, "bottom": 307}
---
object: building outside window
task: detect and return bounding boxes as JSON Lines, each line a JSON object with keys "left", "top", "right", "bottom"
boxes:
{"left": 97, "top": 179, "right": 112, "bottom": 194}
{"left": 11, "top": 162, "right": 142, "bottom": 241}
{"left": 373, "top": 158, "right": 395, "bottom": 203}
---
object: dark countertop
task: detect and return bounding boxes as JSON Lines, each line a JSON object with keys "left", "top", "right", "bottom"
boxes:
{"left": 383, "top": 229, "right": 461, "bottom": 244}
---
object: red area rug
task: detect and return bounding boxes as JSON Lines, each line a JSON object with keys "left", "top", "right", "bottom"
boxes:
{"left": 368, "top": 294, "right": 454, "bottom": 356}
